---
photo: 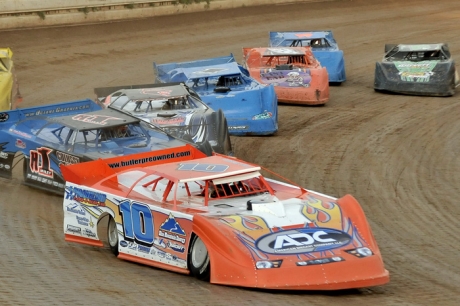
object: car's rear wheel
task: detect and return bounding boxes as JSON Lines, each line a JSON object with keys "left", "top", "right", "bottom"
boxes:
{"left": 188, "top": 234, "right": 210, "bottom": 281}
{"left": 107, "top": 216, "right": 119, "bottom": 256}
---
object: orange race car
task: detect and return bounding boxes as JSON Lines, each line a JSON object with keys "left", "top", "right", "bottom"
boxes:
{"left": 61, "top": 145, "right": 389, "bottom": 290}
{"left": 243, "top": 47, "right": 329, "bottom": 105}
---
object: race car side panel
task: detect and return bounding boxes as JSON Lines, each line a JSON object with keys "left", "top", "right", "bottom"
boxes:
{"left": 0, "top": 70, "right": 14, "bottom": 111}
{"left": 254, "top": 67, "right": 329, "bottom": 105}
{"left": 0, "top": 99, "right": 102, "bottom": 193}
{"left": 374, "top": 61, "right": 456, "bottom": 96}
{"left": 0, "top": 47, "right": 18, "bottom": 111}
{"left": 63, "top": 182, "right": 194, "bottom": 272}
{"left": 200, "top": 86, "right": 278, "bottom": 136}
{"left": 192, "top": 199, "right": 389, "bottom": 290}
{"left": 313, "top": 50, "right": 346, "bottom": 83}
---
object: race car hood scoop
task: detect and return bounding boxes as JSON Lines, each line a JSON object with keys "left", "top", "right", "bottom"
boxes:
{"left": 157, "top": 112, "right": 177, "bottom": 117}
{"left": 247, "top": 199, "right": 286, "bottom": 217}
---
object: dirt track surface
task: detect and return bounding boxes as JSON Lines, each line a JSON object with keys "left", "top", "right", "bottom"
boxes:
{"left": 1, "top": 0, "right": 460, "bottom": 305}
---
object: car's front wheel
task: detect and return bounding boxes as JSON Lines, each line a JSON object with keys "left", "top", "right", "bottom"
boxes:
{"left": 107, "top": 216, "right": 119, "bottom": 256}
{"left": 188, "top": 234, "right": 210, "bottom": 281}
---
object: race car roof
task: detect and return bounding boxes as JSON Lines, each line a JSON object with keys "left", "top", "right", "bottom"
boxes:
{"left": 263, "top": 47, "right": 306, "bottom": 56}
{"left": 114, "top": 85, "right": 189, "bottom": 100}
{"left": 397, "top": 43, "right": 445, "bottom": 51}
{"left": 141, "top": 155, "right": 261, "bottom": 183}
{"left": 274, "top": 32, "right": 327, "bottom": 40}
{"left": 48, "top": 108, "right": 141, "bottom": 131}
{"left": 172, "top": 63, "right": 242, "bottom": 79}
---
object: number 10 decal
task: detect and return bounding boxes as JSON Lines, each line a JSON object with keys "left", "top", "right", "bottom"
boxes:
{"left": 119, "top": 201, "right": 154, "bottom": 246}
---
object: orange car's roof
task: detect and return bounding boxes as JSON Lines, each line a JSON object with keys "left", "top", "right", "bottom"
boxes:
{"left": 131, "top": 155, "right": 261, "bottom": 183}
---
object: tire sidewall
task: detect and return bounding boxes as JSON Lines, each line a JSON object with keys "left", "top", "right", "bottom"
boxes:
{"left": 107, "top": 217, "right": 119, "bottom": 256}
{"left": 188, "top": 234, "right": 210, "bottom": 281}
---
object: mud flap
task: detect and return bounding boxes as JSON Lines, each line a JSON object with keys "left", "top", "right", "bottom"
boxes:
{"left": 0, "top": 152, "right": 15, "bottom": 179}
{"left": 22, "top": 156, "right": 66, "bottom": 195}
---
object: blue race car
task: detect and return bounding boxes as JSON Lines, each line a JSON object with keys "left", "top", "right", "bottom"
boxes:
{"left": 153, "top": 54, "right": 278, "bottom": 136}
{"left": 0, "top": 99, "right": 212, "bottom": 194}
{"left": 269, "top": 31, "right": 346, "bottom": 84}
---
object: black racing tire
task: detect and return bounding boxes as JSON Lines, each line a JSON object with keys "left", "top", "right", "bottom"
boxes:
{"left": 107, "top": 216, "right": 119, "bottom": 256}
{"left": 188, "top": 234, "right": 210, "bottom": 281}
{"left": 22, "top": 156, "right": 29, "bottom": 182}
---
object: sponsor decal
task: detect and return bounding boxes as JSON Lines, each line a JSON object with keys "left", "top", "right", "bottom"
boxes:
{"left": 76, "top": 215, "right": 90, "bottom": 226}
{"left": 159, "top": 213, "right": 186, "bottom": 244}
{"left": 395, "top": 61, "right": 437, "bottom": 82}
{"left": 65, "top": 186, "right": 106, "bottom": 206}
{"left": 168, "top": 241, "right": 185, "bottom": 253}
{"left": 295, "top": 33, "right": 313, "bottom": 38}
{"left": 346, "top": 247, "right": 374, "bottom": 258}
{"left": 255, "top": 260, "right": 283, "bottom": 269}
{"left": 154, "top": 238, "right": 166, "bottom": 248}
{"left": 56, "top": 151, "right": 80, "bottom": 165}
{"left": 83, "top": 228, "right": 97, "bottom": 238}
{"left": 151, "top": 116, "right": 185, "bottom": 125}
{"left": 137, "top": 245, "right": 151, "bottom": 254}
{"left": 158, "top": 230, "right": 186, "bottom": 244}
{"left": 26, "top": 173, "right": 64, "bottom": 188}
{"left": 261, "top": 70, "right": 312, "bottom": 87}
{"left": 265, "top": 48, "right": 304, "bottom": 55}
{"left": 9, "top": 129, "right": 32, "bottom": 139}
{"left": 139, "top": 88, "right": 172, "bottom": 96}
{"left": 15, "top": 139, "right": 26, "bottom": 149}
{"left": 191, "top": 68, "right": 228, "bottom": 76}
{"left": 29, "top": 147, "right": 53, "bottom": 178}
{"left": 71, "top": 114, "right": 124, "bottom": 126}
{"left": 66, "top": 202, "right": 86, "bottom": 215}
{"left": 296, "top": 256, "right": 344, "bottom": 266}
{"left": 0, "top": 113, "right": 9, "bottom": 122}
{"left": 252, "top": 111, "right": 273, "bottom": 120}
{"left": 120, "top": 240, "right": 128, "bottom": 247}
{"left": 66, "top": 224, "right": 81, "bottom": 234}
{"left": 177, "top": 162, "right": 228, "bottom": 173}
{"left": 108, "top": 150, "right": 191, "bottom": 168}
{"left": 24, "top": 104, "right": 91, "bottom": 117}
{"left": 256, "top": 228, "right": 352, "bottom": 255}
{"left": 228, "top": 125, "right": 248, "bottom": 130}
{"left": 11, "top": 130, "right": 32, "bottom": 139}
{"left": 0, "top": 151, "right": 8, "bottom": 159}
{"left": 127, "top": 241, "right": 137, "bottom": 251}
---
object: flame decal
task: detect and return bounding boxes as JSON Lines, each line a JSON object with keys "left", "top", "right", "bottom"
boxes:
{"left": 219, "top": 215, "right": 270, "bottom": 240}
{"left": 301, "top": 196, "right": 343, "bottom": 230}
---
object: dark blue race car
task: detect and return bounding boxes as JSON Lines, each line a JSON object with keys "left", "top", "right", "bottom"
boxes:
{"left": 153, "top": 54, "right": 278, "bottom": 136}
{"left": 0, "top": 99, "right": 212, "bottom": 194}
{"left": 269, "top": 31, "right": 346, "bottom": 84}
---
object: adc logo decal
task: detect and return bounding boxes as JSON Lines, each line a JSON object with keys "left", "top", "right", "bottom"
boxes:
{"left": 256, "top": 228, "right": 351, "bottom": 255}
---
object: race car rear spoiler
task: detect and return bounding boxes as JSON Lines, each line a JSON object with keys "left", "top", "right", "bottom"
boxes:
{"left": 61, "top": 144, "right": 207, "bottom": 186}
{"left": 0, "top": 98, "right": 101, "bottom": 128}
{"left": 94, "top": 83, "right": 171, "bottom": 102}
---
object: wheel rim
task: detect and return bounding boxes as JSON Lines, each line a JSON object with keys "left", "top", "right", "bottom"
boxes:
{"left": 191, "top": 237, "right": 208, "bottom": 267}
{"left": 108, "top": 218, "right": 118, "bottom": 247}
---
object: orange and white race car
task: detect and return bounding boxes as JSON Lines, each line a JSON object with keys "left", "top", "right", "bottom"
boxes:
{"left": 243, "top": 47, "right": 329, "bottom": 105}
{"left": 61, "top": 145, "right": 389, "bottom": 290}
